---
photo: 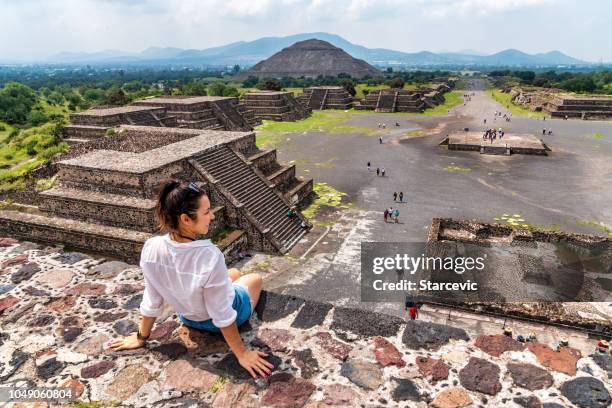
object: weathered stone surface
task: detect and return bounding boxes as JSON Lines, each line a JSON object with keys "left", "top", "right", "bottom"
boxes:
{"left": 54, "top": 252, "right": 89, "bottom": 265}
{"left": 105, "top": 364, "right": 151, "bottom": 401}
{"left": 113, "top": 319, "right": 138, "bottom": 336}
{"left": 293, "top": 349, "right": 319, "bottom": 379}
{"left": 178, "top": 325, "right": 229, "bottom": 356}
{"left": 261, "top": 376, "right": 316, "bottom": 408}
{"left": 67, "top": 282, "right": 106, "bottom": 296}
{"left": 11, "top": 263, "right": 40, "bottom": 283}
{"left": 340, "top": 359, "right": 383, "bottom": 390}
{"left": 0, "top": 284, "right": 16, "bottom": 294}
{"left": 56, "top": 348, "right": 88, "bottom": 363}
{"left": 27, "top": 314, "right": 55, "bottom": 327}
{"left": 4, "top": 301, "right": 36, "bottom": 323}
{"left": 149, "top": 320, "right": 180, "bottom": 341}
{"left": 527, "top": 342, "right": 581, "bottom": 376}
{"left": 163, "top": 359, "right": 218, "bottom": 391}
{"left": 458, "top": 357, "right": 501, "bottom": 395}
{"left": 313, "top": 332, "right": 352, "bottom": 361}
{"left": 21, "top": 334, "right": 55, "bottom": 353}
{"left": 373, "top": 336, "right": 405, "bottom": 367}
{"left": 215, "top": 353, "right": 282, "bottom": 381}
{"left": 561, "top": 377, "right": 611, "bottom": 408}
{"left": 541, "top": 403, "right": 565, "bottom": 408}
{"left": 94, "top": 311, "right": 128, "bottom": 322}
{"left": 81, "top": 360, "right": 116, "bottom": 378}
{"left": 212, "top": 382, "right": 258, "bottom": 408}
{"left": 46, "top": 296, "right": 76, "bottom": 312}
{"left": 151, "top": 342, "right": 188, "bottom": 360}
{"left": 416, "top": 356, "right": 450, "bottom": 383}
{"left": 126, "top": 380, "right": 182, "bottom": 408}
{"left": 0, "top": 295, "right": 19, "bottom": 313}
{"left": 2, "top": 254, "right": 28, "bottom": 268}
{"left": 252, "top": 328, "right": 295, "bottom": 351}
{"left": 36, "top": 269, "right": 74, "bottom": 288}
{"left": 36, "top": 357, "right": 65, "bottom": 380}
{"left": 255, "top": 291, "right": 305, "bottom": 322}
{"left": 75, "top": 333, "right": 109, "bottom": 355}
{"left": 391, "top": 377, "right": 422, "bottom": 402}
{"left": 22, "top": 286, "right": 50, "bottom": 296}
{"left": 402, "top": 321, "right": 470, "bottom": 351}
{"left": 331, "top": 307, "right": 404, "bottom": 338}
{"left": 507, "top": 362, "right": 554, "bottom": 390}
{"left": 323, "top": 384, "right": 359, "bottom": 406}
{"left": 0, "top": 237, "right": 18, "bottom": 247}
{"left": 291, "top": 300, "right": 333, "bottom": 329}
{"left": 59, "top": 379, "right": 85, "bottom": 399}
{"left": 113, "top": 283, "right": 144, "bottom": 295}
{"left": 514, "top": 395, "right": 542, "bottom": 408}
{"left": 0, "top": 351, "right": 28, "bottom": 381}
{"left": 475, "top": 334, "right": 525, "bottom": 357}
{"left": 88, "top": 298, "right": 118, "bottom": 310}
{"left": 431, "top": 387, "right": 472, "bottom": 408}
{"left": 11, "top": 241, "right": 40, "bottom": 253}
{"left": 87, "top": 260, "right": 131, "bottom": 278}
{"left": 123, "top": 294, "right": 143, "bottom": 310}
{"left": 590, "top": 353, "right": 612, "bottom": 379}
{"left": 61, "top": 315, "right": 84, "bottom": 327}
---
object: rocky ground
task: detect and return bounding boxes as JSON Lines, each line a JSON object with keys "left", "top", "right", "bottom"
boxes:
{"left": 1, "top": 238, "right": 611, "bottom": 407}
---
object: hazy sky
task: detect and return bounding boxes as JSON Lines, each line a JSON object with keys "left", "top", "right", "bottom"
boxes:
{"left": 1, "top": 0, "right": 610, "bottom": 61}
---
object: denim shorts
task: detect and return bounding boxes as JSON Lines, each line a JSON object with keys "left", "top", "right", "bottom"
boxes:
{"left": 179, "top": 283, "right": 252, "bottom": 333}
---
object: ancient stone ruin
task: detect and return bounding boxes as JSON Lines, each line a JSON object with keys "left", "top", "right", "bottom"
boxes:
{"left": 440, "top": 131, "right": 549, "bottom": 155}
{"left": 354, "top": 83, "right": 452, "bottom": 113}
{"left": 240, "top": 91, "right": 311, "bottom": 121}
{"left": 63, "top": 105, "right": 177, "bottom": 145}
{"left": 239, "top": 39, "right": 382, "bottom": 79}
{"left": 0, "top": 126, "right": 313, "bottom": 262}
{"left": 297, "top": 86, "right": 353, "bottom": 110}
{"left": 543, "top": 95, "right": 612, "bottom": 120}
{"left": 64, "top": 96, "right": 259, "bottom": 144}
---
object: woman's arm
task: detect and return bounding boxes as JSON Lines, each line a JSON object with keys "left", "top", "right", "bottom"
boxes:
{"left": 109, "top": 315, "right": 156, "bottom": 351}
{"left": 220, "top": 322, "right": 273, "bottom": 378}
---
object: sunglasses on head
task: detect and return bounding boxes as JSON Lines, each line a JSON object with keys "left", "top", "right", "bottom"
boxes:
{"left": 187, "top": 182, "right": 201, "bottom": 193}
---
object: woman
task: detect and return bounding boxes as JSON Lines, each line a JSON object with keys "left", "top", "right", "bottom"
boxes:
{"left": 110, "top": 180, "right": 273, "bottom": 379}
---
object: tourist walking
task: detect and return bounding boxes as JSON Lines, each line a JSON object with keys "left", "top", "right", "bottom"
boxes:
{"left": 408, "top": 305, "right": 419, "bottom": 320}
{"left": 383, "top": 208, "right": 389, "bottom": 222}
{"left": 548, "top": 128, "right": 552, "bottom": 135}
{"left": 542, "top": 128, "right": 546, "bottom": 135}
{"left": 393, "top": 192, "right": 397, "bottom": 201}
{"left": 109, "top": 180, "right": 272, "bottom": 379}
{"left": 367, "top": 161, "right": 371, "bottom": 172}
{"left": 376, "top": 167, "right": 380, "bottom": 176}
{"left": 399, "top": 192, "right": 404, "bottom": 202}
{"left": 393, "top": 208, "right": 400, "bottom": 223}
{"left": 379, "top": 136, "right": 383, "bottom": 144}
{"left": 381, "top": 167, "right": 386, "bottom": 177}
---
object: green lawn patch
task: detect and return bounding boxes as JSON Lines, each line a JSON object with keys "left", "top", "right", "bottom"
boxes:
{"left": 302, "top": 182, "right": 351, "bottom": 219}
{"left": 577, "top": 220, "right": 612, "bottom": 236}
{"left": 487, "top": 89, "right": 546, "bottom": 119}
{"left": 591, "top": 132, "right": 605, "bottom": 140}
{"left": 444, "top": 165, "right": 471, "bottom": 172}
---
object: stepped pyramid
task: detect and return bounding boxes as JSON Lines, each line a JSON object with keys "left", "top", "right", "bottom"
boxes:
{"left": 0, "top": 126, "right": 313, "bottom": 262}
{"left": 241, "top": 39, "right": 381, "bottom": 79}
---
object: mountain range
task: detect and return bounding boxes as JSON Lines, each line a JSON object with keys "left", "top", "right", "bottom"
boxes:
{"left": 43, "top": 32, "right": 588, "bottom": 67}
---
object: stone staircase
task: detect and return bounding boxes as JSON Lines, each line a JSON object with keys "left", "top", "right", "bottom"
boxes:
{"left": 308, "top": 89, "right": 327, "bottom": 110}
{"left": 375, "top": 92, "right": 397, "bottom": 112}
{"left": 192, "top": 146, "right": 308, "bottom": 252}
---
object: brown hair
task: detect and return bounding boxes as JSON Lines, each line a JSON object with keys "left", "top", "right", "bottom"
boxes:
{"left": 155, "top": 179, "right": 206, "bottom": 232}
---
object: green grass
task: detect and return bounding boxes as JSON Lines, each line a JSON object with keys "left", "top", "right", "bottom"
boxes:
{"left": 487, "top": 89, "right": 546, "bottom": 119}
{"left": 577, "top": 220, "right": 612, "bottom": 236}
{"left": 591, "top": 132, "right": 605, "bottom": 140}
{"left": 0, "top": 121, "right": 15, "bottom": 143}
{"left": 255, "top": 110, "right": 387, "bottom": 148}
{"left": 419, "top": 91, "right": 463, "bottom": 116}
{"left": 0, "top": 122, "right": 68, "bottom": 192}
{"left": 444, "top": 165, "right": 471, "bottom": 172}
{"left": 302, "top": 182, "right": 352, "bottom": 219}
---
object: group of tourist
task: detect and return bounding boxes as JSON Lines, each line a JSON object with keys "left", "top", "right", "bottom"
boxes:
{"left": 384, "top": 207, "right": 400, "bottom": 223}
{"left": 483, "top": 127, "right": 504, "bottom": 142}
{"left": 492, "top": 111, "right": 512, "bottom": 122}
{"left": 393, "top": 191, "right": 404, "bottom": 202}
{"left": 542, "top": 128, "right": 553, "bottom": 135}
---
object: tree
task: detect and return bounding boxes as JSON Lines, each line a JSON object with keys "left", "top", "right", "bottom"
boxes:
{"left": 104, "top": 87, "right": 131, "bottom": 105}
{"left": 386, "top": 67, "right": 393, "bottom": 73}
{"left": 232, "top": 65, "right": 241, "bottom": 74}
{"left": 46, "top": 91, "right": 65, "bottom": 105}
{"left": 222, "top": 87, "right": 240, "bottom": 97}
{"left": 208, "top": 82, "right": 227, "bottom": 96}
{"left": 0, "top": 82, "right": 37, "bottom": 124}
{"left": 242, "top": 76, "right": 259, "bottom": 88}
{"left": 387, "top": 77, "right": 405, "bottom": 89}
{"left": 256, "top": 79, "right": 282, "bottom": 91}
{"left": 182, "top": 80, "right": 208, "bottom": 96}
{"left": 341, "top": 80, "right": 356, "bottom": 97}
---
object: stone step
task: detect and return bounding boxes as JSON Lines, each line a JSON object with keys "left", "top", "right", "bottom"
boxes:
{"left": 38, "top": 187, "right": 158, "bottom": 232}
{"left": 0, "top": 210, "right": 149, "bottom": 263}
{"left": 64, "top": 138, "right": 91, "bottom": 145}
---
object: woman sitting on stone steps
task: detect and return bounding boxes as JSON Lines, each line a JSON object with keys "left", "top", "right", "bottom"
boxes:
{"left": 110, "top": 179, "right": 273, "bottom": 379}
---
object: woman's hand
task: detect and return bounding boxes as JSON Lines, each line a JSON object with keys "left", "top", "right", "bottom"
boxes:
{"left": 109, "top": 333, "right": 146, "bottom": 351}
{"left": 237, "top": 350, "right": 274, "bottom": 378}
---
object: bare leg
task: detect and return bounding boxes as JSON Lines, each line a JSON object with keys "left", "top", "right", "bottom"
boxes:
{"left": 228, "top": 268, "right": 241, "bottom": 282}
{"left": 234, "top": 273, "right": 264, "bottom": 309}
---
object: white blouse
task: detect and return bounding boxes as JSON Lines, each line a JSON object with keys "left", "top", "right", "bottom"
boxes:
{"left": 138, "top": 234, "right": 236, "bottom": 327}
